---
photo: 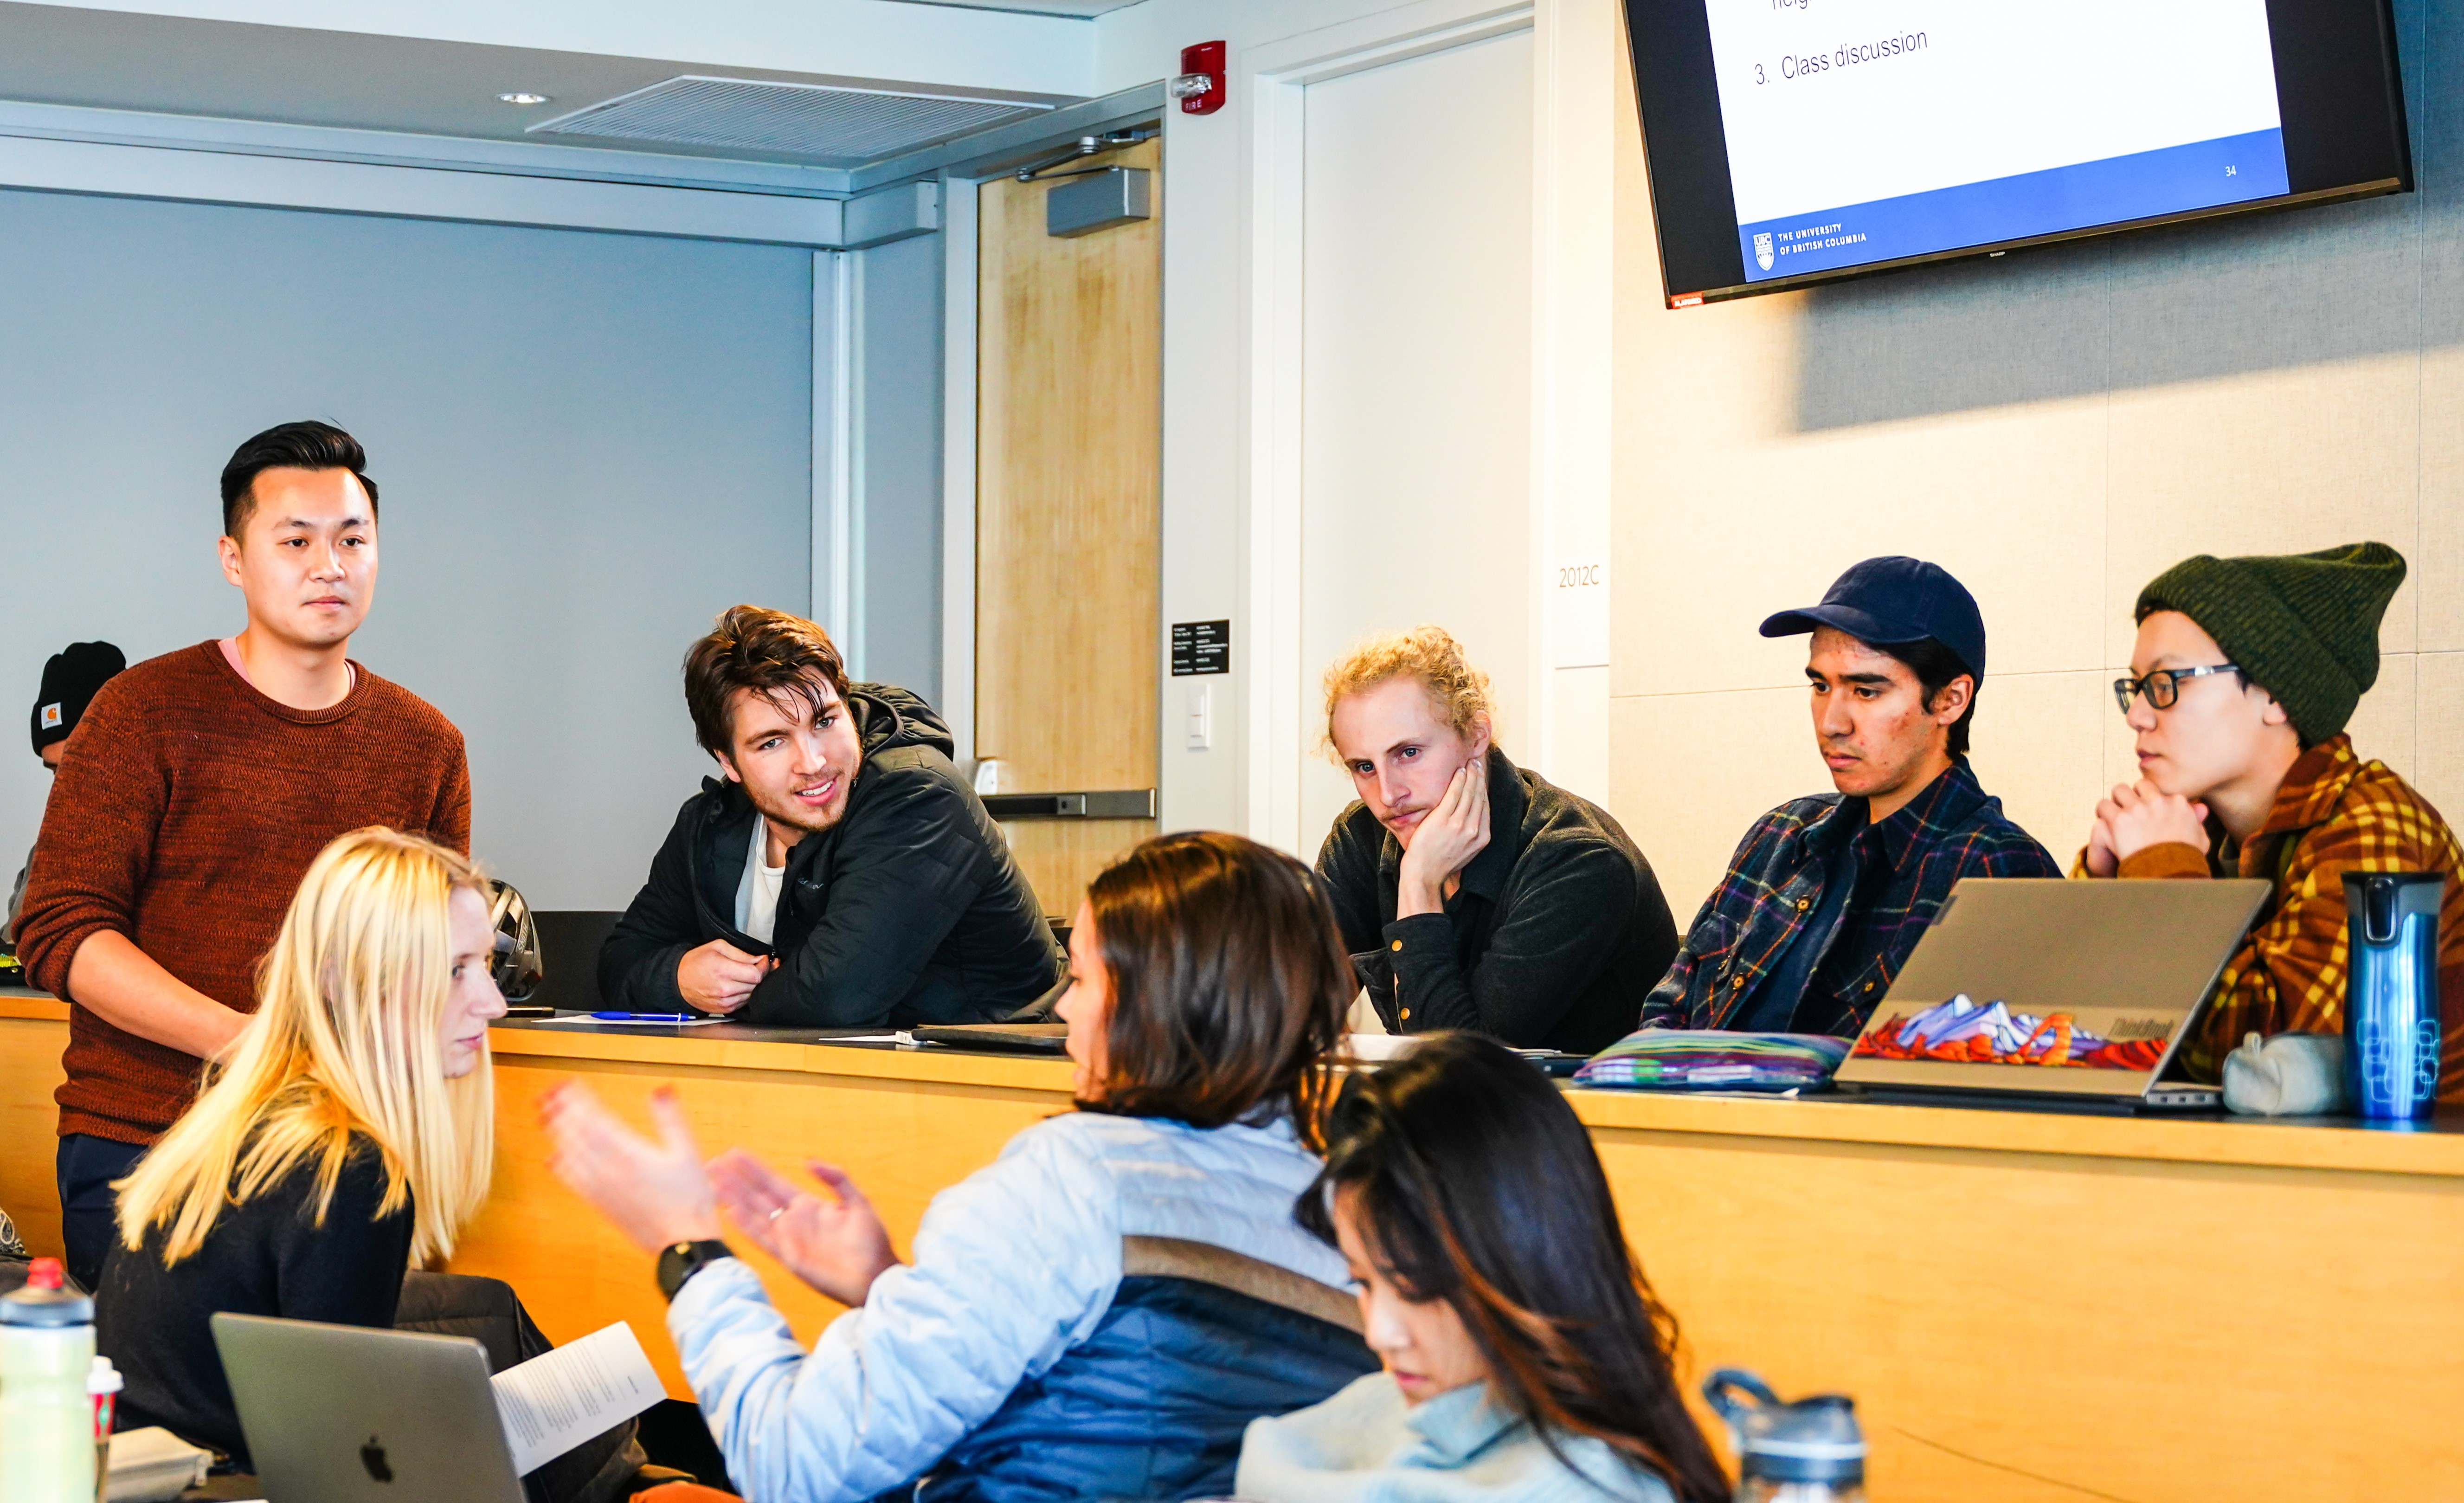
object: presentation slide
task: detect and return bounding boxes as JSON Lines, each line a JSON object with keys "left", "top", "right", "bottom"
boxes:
{"left": 1702, "top": 0, "right": 2288, "bottom": 281}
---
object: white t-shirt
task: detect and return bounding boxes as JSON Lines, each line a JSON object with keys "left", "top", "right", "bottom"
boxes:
{"left": 735, "top": 818, "right": 787, "bottom": 945}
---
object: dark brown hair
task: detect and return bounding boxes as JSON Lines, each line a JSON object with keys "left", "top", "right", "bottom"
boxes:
{"left": 682, "top": 606, "right": 852, "bottom": 757}
{"left": 220, "top": 420, "right": 379, "bottom": 539}
{"left": 1299, "top": 1034, "right": 1728, "bottom": 1503}
{"left": 1875, "top": 635, "right": 1978, "bottom": 759}
{"left": 1078, "top": 832, "right": 1350, "bottom": 1141}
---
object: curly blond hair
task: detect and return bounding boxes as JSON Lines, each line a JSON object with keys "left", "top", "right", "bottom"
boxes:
{"left": 1322, "top": 626, "right": 1493, "bottom": 755}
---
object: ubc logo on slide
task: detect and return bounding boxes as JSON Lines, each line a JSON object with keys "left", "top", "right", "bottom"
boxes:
{"left": 1752, "top": 232, "right": 1774, "bottom": 271}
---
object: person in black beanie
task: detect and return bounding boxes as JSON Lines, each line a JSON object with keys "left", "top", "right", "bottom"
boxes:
{"left": 6, "top": 642, "right": 125, "bottom": 950}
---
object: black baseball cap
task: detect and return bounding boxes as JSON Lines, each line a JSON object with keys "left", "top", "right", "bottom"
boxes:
{"left": 1758, "top": 557, "right": 1986, "bottom": 680}
{"left": 31, "top": 641, "right": 125, "bottom": 758}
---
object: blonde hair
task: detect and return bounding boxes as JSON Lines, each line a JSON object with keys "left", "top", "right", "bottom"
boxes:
{"left": 1322, "top": 625, "right": 1494, "bottom": 754}
{"left": 116, "top": 827, "right": 496, "bottom": 1268}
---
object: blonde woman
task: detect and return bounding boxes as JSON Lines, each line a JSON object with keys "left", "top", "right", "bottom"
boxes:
{"left": 1318, "top": 626, "right": 1676, "bottom": 1053}
{"left": 94, "top": 826, "right": 504, "bottom": 1468}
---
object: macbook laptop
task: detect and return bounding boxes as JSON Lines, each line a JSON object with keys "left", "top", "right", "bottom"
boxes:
{"left": 212, "top": 1312, "right": 525, "bottom": 1503}
{"left": 1833, "top": 877, "right": 2272, "bottom": 1112}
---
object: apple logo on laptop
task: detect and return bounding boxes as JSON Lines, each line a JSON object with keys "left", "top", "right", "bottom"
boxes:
{"left": 360, "top": 1435, "right": 395, "bottom": 1484}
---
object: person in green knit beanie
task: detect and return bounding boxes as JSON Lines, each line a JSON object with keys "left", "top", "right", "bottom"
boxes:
{"left": 2078, "top": 542, "right": 2464, "bottom": 1097}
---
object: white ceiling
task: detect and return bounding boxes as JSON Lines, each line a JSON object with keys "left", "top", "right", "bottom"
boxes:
{"left": 0, "top": 0, "right": 1105, "bottom": 166}
{"left": 898, "top": 0, "right": 1145, "bottom": 13}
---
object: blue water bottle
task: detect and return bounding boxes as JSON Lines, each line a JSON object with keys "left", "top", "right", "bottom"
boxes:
{"left": 2342, "top": 871, "right": 2443, "bottom": 1120}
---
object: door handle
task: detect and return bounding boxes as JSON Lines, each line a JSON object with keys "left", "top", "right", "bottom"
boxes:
{"left": 981, "top": 790, "right": 1158, "bottom": 820}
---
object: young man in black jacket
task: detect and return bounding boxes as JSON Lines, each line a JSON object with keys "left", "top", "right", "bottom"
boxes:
{"left": 1316, "top": 626, "right": 1678, "bottom": 1054}
{"left": 599, "top": 606, "right": 1059, "bottom": 1027}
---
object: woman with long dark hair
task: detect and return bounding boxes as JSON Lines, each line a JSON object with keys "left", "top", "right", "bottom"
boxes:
{"left": 1236, "top": 1032, "right": 1729, "bottom": 1503}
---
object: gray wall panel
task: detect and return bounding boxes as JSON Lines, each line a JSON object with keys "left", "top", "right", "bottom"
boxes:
{"left": 0, "top": 187, "right": 812, "bottom": 911}
{"left": 857, "top": 229, "right": 945, "bottom": 707}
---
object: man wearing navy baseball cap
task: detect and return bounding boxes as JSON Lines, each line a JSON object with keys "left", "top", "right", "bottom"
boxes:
{"left": 1637, "top": 557, "right": 2058, "bottom": 1036}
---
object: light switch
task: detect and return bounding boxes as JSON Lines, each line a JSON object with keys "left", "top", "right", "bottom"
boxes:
{"left": 1184, "top": 684, "right": 1211, "bottom": 750}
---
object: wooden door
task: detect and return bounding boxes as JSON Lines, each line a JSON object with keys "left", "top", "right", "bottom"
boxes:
{"left": 975, "top": 138, "right": 1162, "bottom": 916}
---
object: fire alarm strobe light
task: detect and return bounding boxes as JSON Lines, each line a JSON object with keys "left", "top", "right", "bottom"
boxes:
{"left": 1172, "top": 41, "right": 1226, "bottom": 115}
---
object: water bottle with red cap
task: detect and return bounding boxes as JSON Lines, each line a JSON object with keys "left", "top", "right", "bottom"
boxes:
{"left": 1, "top": 1257, "right": 99, "bottom": 1503}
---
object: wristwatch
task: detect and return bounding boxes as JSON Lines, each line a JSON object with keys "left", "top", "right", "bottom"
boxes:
{"left": 656, "top": 1239, "right": 735, "bottom": 1303}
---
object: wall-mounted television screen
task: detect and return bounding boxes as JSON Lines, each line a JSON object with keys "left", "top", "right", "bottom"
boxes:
{"left": 1626, "top": 0, "right": 2411, "bottom": 306}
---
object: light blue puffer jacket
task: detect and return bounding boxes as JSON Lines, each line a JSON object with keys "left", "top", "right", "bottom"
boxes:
{"left": 670, "top": 1110, "right": 1362, "bottom": 1503}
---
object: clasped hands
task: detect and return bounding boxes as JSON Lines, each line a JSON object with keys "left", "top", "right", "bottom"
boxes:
{"left": 677, "top": 939, "right": 776, "bottom": 1014}
{"left": 2084, "top": 778, "right": 2210, "bottom": 877}
{"left": 540, "top": 1081, "right": 899, "bottom": 1308}
{"left": 1394, "top": 751, "right": 1493, "bottom": 918}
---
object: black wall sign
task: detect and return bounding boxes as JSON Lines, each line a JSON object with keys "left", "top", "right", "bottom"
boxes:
{"left": 1171, "top": 619, "right": 1231, "bottom": 676}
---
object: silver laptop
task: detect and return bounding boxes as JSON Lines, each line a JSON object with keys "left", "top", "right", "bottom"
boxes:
{"left": 212, "top": 1312, "right": 525, "bottom": 1502}
{"left": 1834, "top": 877, "right": 2273, "bottom": 1110}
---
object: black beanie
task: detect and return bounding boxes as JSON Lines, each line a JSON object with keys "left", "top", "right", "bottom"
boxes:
{"left": 32, "top": 642, "right": 126, "bottom": 757}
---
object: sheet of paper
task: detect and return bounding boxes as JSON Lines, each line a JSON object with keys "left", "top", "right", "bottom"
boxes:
{"left": 492, "top": 1322, "right": 665, "bottom": 1476}
{"left": 1345, "top": 1033, "right": 1417, "bottom": 1062}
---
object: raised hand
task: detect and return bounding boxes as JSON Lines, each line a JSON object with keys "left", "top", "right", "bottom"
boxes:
{"left": 708, "top": 1148, "right": 901, "bottom": 1307}
{"left": 540, "top": 1083, "right": 723, "bottom": 1252}
{"left": 677, "top": 939, "right": 770, "bottom": 1014}
{"left": 1396, "top": 752, "right": 1493, "bottom": 917}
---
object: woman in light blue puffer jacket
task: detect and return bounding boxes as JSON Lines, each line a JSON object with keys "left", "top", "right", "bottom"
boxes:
{"left": 542, "top": 832, "right": 1375, "bottom": 1503}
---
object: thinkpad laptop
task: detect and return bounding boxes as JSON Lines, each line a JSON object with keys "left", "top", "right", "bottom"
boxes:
{"left": 213, "top": 1313, "right": 526, "bottom": 1503}
{"left": 1834, "top": 877, "right": 2272, "bottom": 1113}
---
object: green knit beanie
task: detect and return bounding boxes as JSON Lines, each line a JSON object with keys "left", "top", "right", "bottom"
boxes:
{"left": 2134, "top": 541, "right": 2406, "bottom": 743}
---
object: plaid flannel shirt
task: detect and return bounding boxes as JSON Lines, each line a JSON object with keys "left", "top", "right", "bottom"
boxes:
{"left": 2077, "top": 733, "right": 2464, "bottom": 1096}
{"left": 1640, "top": 758, "right": 2060, "bottom": 1035}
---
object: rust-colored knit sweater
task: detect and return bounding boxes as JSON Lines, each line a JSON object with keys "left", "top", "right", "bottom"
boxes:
{"left": 17, "top": 642, "right": 470, "bottom": 1144}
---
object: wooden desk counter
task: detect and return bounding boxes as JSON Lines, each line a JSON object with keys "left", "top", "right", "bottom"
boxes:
{"left": 8, "top": 1000, "right": 2460, "bottom": 1499}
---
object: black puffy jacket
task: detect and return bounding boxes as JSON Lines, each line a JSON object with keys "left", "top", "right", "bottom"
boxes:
{"left": 598, "top": 684, "right": 1061, "bottom": 1027}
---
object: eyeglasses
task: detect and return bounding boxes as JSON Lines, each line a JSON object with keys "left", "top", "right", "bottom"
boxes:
{"left": 2112, "top": 664, "right": 2243, "bottom": 715}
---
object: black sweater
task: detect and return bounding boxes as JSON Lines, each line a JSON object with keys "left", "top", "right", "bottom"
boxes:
{"left": 96, "top": 1137, "right": 412, "bottom": 1468}
{"left": 1316, "top": 748, "right": 1679, "bottom": 1053}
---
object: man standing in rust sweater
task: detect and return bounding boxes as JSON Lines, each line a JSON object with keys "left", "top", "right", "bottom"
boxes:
{"left": 16, "top": 420, "right": 470, "bottom": 1290}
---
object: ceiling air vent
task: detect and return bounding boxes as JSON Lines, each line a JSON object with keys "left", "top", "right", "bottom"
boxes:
{"left": 530, "top": 77, "right": 1054, "bottom": 162}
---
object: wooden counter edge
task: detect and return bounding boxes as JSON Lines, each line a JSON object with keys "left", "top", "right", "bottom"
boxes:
{"left": 14, "top": 998, "right": 2457, "bottom": 1179}
{"left": 487, "top": 1023, "right": 1080, "bottom": 1094}
{"left": 1561, "top": 1084, "right": 2464, "bottom": 1178}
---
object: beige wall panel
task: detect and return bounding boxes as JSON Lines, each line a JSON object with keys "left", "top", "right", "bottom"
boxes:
{"left": 1615, "top": 399, "right": 2108, "bottom": 699}
{"left": 2414, "top": 652, "right": 2464, "bottom": 824}
{"left": 2101, "top": 355, "right": 2421, "bottom": 667}
{"left": 1960, "top": 669, "right": 2106, "bottom": 862}
{"left": 1609, "top": 686, "right": 1810, "bottom": 920}
{"left": 2348, "top": 652, "right": 2419, "bottom": 785}
{"left": 2418, "top": 342, "right": 2464, "bottom": 653}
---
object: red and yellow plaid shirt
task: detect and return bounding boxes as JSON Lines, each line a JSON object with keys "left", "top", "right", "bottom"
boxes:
{"left": 2078, "top": 734, "right": 2464, "bottom": 1096}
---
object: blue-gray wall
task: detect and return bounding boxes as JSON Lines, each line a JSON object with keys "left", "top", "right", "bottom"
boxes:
{"left": 857, "top": 230, "right": 944, "bottom": 704}
{"left": 0, "top": 187, "right": 814, "bottom": 909}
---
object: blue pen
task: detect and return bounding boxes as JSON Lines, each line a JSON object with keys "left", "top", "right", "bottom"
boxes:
{"left": 592, "top": 1011, "right": 697, "bottom": 1022}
